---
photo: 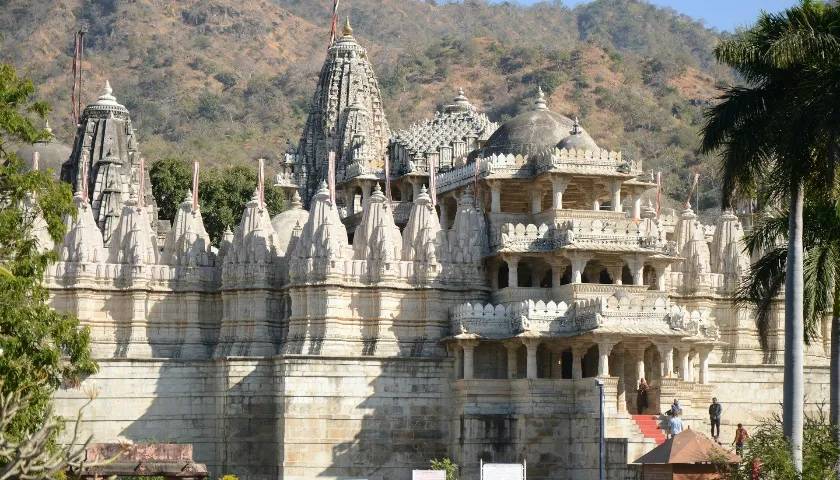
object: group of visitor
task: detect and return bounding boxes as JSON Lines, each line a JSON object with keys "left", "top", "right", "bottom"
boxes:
{"left": 637, "top": 379, "right": 750, "bottom": 455}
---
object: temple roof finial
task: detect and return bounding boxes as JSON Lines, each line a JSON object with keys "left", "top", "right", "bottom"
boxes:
{"left": 343, "top": 16, "right": 353, "bottom": 36}
{"left": 534, "top": 86, "right": 547, "bottom": 111}
{"left": 44, "top": 119, "right": 53, "bottom": 136}
{"left": 571, "top": 116, "right": 581, "bottom": 135}
{"left": 96, "top": 80, "right": 118, "bottom": 106}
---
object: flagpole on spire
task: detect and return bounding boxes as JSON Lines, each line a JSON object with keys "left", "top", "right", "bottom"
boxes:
{"left": 327, "top": 151, "right": 336, "bottom": 205}
{"left": 258, "top": 158, "right": 266, "bottom": 209}
{"left": 685, "top": 172, "right": 699, "bottom": 210}
{"left": 80, "top": 151, "right": 89, "bottom": 203}
{"left": 192, "top": 161, "right": 200, "bottom": 212}
{"left": 328, "top": 0, "right": 341, "bottom": 48}
{"left": 384, "top": 152, "right": 392, "bottom": 204}
{"left": 655, "top": 171, "right": 662, "bottom": 218}
{"left": 138, "top": 157, "right": 146, "bottom": 208}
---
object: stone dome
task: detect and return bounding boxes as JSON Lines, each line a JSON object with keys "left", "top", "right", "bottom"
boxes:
{"left": 271, "top": 192, "right": 310, "bottom": 254}
{"left": 556, "top": 118, "right": 599, "bottom": 151}
{"left": 481, "top": 88, "right": 575, "bottom": 156}
{"left": 15, "top": 123, "right": 72, "bottom": 179}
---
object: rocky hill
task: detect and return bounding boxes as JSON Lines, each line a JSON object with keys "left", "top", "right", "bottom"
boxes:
{"left": 0, "top": 0, "right": 733, "bottom": 210}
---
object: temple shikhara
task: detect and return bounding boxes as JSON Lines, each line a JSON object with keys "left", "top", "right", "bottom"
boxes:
{"left": 31, "top": 18, "right": 830, "bottom": 480}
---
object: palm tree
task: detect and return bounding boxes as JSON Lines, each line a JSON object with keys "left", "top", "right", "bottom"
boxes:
{"left": 738, "top": 200, "right": 840, "bottom": 475}
{"left": 701, "top": 1, "right": 840, "bottom": 471}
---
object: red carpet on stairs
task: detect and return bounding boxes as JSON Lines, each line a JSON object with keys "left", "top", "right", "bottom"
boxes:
{"left": 631, "top": 414, "right": 666, "bottom": 445}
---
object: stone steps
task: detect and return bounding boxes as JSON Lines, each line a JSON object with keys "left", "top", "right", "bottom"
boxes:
{"left": 631, "top": 414, "right": 666, "bottom": 445}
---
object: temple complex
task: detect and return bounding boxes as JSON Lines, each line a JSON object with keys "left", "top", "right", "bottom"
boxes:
{"left": 39, "top": 18, "right": 831, "bottom": 480}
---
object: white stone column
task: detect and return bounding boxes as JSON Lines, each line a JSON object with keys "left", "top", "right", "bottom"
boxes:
{"left": 506, "top": 255, "right": 520, "bottom": 288}
{"left": 656, "top": 267, "right": 667, "bottom": 291}
{"left": 361, "top": 181, "right": 372, "bottom": 204}
{"left": 635, "top": 349, "right": 646, "bottom": 383}
{"left": 411, "top": 179, "right": 421, "bottom": 199}
{"left": 592, "top": 197, "right": 601, "bottom": 211}
{"left": 624, "top": 256, "right": 645, "bottom": 286}
{"left": 597, "top": 341, "right": 615, "bottom": 377}
{"left": 454, "top": 346, "right": 463, "bottom": 379}
{"left": 524, "top": 338, "right": 539, "bottom": 379}
{"left": 551, "top": 176, "right": 569, "bottom": 210}
{"left": 461, "top": 340, "right": 479, "bottom": 380}
{"left": 572, "top": 345, "right": 586, "bottom": 379}
{"left": 658, "top": 343, "right": 674, "bottom": 378}
{"left": 504, "top": 341, "right": 519, "bottom": 379}
{"left": 570, "top": 254, "right": 590, "bottom": 284}
{"left": 490, "top": 182, "right": 501, "bottom": 213}
{"left": 608, "top": 264, "right": 623, "bottom": 285}
{"left": 531, "top": 190, "right": 542, "bottom": 214}
{"left": 699, "top": 348, "right": 712, "bottom": 384}
{"left": 632, "top": 194, "right": 642, "bottom": 221}
{"left": 611, "top": 181, "right": 622, "bottom": 213}
{"left": 679, "top": 349, "right": 691, "bottom": 381}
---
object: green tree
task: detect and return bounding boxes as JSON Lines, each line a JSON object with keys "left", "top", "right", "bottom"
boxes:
{"left": 720, "top": 411, "right": 840, "bottom": 480}
{"left": 0, "top": 64, "right": 97, "bottom": 443}
{"left": 700, "top": 1, "right": 840, "bottom": 470}
{"left": 429, "top": 457, "right": 459, "bottom": 480}
{"left": 149, "top": 157, "right": 191, "bottom": 222}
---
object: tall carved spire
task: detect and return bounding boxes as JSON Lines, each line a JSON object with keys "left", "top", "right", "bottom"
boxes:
{"left": 402, "top": 185, "right": 447, "bottom": 264}
{"left": 61, "top": 81, "right": 158, "bottom": 244}
{"left": 353, "top": 184, "right": 402, "bottom": 263}
{"left": 162, "top": 189, "right": 213, "bottom": 266}
{"left": 296, "top": 20, "right": 391, "bottom": 204}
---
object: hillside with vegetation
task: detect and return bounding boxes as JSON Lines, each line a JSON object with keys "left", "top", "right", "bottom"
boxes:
{"left": 0, "top": 0, "right": 732, "bottom": 211}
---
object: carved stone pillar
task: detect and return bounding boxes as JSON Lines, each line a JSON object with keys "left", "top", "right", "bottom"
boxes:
{"left": 506, "top": 255, "right": 520, "bottom": 288}
{"left": 345, "top": 189, "right": 355, "bottom": 216}
{"left": 597, "top": 340, "right": 616, "bottom": 377}
{"left": 439, "top": 197, "right": 449, "bottom": 230}
{"left": 461, "top": 339, "right": 479, "bottom": 380}
{"left": 608, "top": 263, "right": 623, "bottom": 285}
{"left": 490, "top": 181, "right": 501, "bottom": 213}
{"left": 634, "top": 348, "right": 646, "bottom": 383}
{"left": 572, "top": 344, "right": 587, "bottom": 380}
{"left": 698, "top": 347, "right": 712, "bottom": 384}
{"left": 656, "top": 266, "right": 668, "bottom": 291}
{"left": 632, "top": 193, "right": 642, "bottom": 221}
{"left": 523, "top": 338, "right": 540, "bottom": 379}
{"left": 624, "top": 255, "right": 645, "bottom": 286}
{"left": 679, "top": 348, "right": 691, "bottom": 382}
{"left": 551, "top": 176, "right": 569, "bottom": 210}
{"left": 569, "top": 253, "right": 590, "bottom": 284}
{"left": 657, "top": 343, "right": 674, "bottom": 378}
{"left": 611, "top": 181, "right": 622, "bottom": 213}
{"left": 361, "top": 181, "right": 372, "bottom": 204}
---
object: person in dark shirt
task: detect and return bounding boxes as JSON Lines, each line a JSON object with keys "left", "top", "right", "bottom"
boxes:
{"left": 708, "top": 397, "right": 722, "bottom": 440}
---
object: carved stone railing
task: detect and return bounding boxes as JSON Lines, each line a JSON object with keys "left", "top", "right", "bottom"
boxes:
{"left": 533, "top": 148, "right": 641, "bottom": 176}
{"left": 45, "top": 261, "right": 221, "bottom": 290}
{"left": 489, "top": 220, "right": 673, "bottom": 254}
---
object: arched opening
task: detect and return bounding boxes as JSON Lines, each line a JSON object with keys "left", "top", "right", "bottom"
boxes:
{"left": 582, "top": 344, "right": 599, "bottom": 378}
{"left": 518, "top": 262, "right": 533, "bottom": 287}
{"left": 539, "top": 269, "right": 552, "bottom": 288}
{"left": 537, "top": 344, "right": 557, "bottom": 378}
{"left": 643, "top": 264, "right": 657, "bottom": 289}
{"left": 498, "top": 262, "right": 510, "bottom": 288}
{"left": 391, "top": 183, "right": 402, "bottom": 201}
{"left": 622, "top": 264, "right": 634, "bottom": 285}
{"left": 353, "top": 186, "right": 364, "bottom": 214}
{"left": 443, "top": 195, "right": 457, "bottom": 230}
{"left": 583, "top": 259, "right": 610, "bottom": 284}
{"left": 560, "top": 349, "right": 573, "bottom": 379}
{"left": 475, "top": 342, "right": 508, "bottom": 379}
{"left": 515, "top": 344, "right": 527, "bottom": 378}
{"left": 560, "top": 265, "right": 572, "bottom": 285}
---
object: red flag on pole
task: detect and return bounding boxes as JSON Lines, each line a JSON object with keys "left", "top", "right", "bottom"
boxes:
{"left": 473, "top": 159, "right": 480, "bottom": 206}
{"left": 328, "top": 0, "right": 341, "bottom": 48}
{"left": 655, "top": 171, "right": 661, "bottom": 218}
{"left": 328, "top": 151, "right": 336, "bottom": 205}
{"left": 384, "top": 153, "right": 392, "bottom": 203}
{"left": 428, "top": 155, "right": 437, "bottom": 207}
{"left": 258, "top": 158, "right": 265, "bottom": 209}
{"left": 192, "top": 161, "right": 200, "bottom": 211}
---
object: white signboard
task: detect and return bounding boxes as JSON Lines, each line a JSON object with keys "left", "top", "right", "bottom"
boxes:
{"left": 481, "top": 461, "right": 526, "bottom": 480}
{"left": 412, "top": 470, "right": 446, "bottom": 480}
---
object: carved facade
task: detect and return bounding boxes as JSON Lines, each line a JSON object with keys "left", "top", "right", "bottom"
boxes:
{"left": 42, "top": 23, "right": 831, "bottom": 480}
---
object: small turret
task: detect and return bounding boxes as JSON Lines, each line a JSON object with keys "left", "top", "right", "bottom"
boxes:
{"left": 59, "top": 192, "right": 105, "bottom": 264}
{"left": 271, "top": 191, "right": 310, "bottom": 255}
{"left": 353, "top": 184, "right": 402, "bottom": 263}
{"left": 402, "top": 185, "right": 446, "bottom": 263}
{"left": 162, "top": 189, "right": 213, "bottom": 266}
{"left": 108, "top": 191, "right": 159, "bottom": 265}
{"left": 710, "top": 209, "right": 750, "bottom": 286}
{"left": 224, "top": 189, "right": 281, "bottom": 266}
{"left": 291, "top": 181, "right": 350, "bottom": 263}
{"left": 448, "top": 186, "right": 488, "bottom": 263}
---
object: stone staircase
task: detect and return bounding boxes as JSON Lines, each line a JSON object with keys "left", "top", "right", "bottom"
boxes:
{"left": 631, "top": 414, "right": 666, "bottom": 445}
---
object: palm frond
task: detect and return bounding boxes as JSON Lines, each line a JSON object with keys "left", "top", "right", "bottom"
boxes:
{"left": 737, "top": 246, "right": 787, "bottom": 351}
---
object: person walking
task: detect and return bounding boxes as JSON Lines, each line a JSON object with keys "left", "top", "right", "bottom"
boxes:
{"left": 734, "top": 423, "right": 749, "bottom": 456}
{"left": 637, "top": 378, "right": 649, "bottom": 414}
{"left": 668, "top": 399, "right": 682, "bottom": 417}
{"left": 669, "top": 412, "right": 684, "bottom": 438}
{"left": 708, "top": 397, "right": 722, "bottom": 441}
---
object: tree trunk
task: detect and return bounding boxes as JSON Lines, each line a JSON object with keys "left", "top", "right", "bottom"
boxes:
{"left": 783, "top": 181, "right": 804, "bottom": 472}
{"left": 832, "top": 283, "right": 840, "bottom": 479}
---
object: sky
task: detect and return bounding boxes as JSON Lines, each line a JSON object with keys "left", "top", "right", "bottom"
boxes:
{"left": 499, "top": 0, "right": 800, "bottom": 32}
